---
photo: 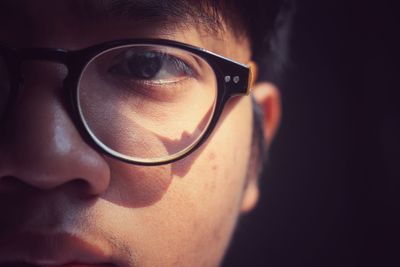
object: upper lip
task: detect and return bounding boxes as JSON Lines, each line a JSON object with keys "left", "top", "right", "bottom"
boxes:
{"left": 0, "top": 232, "right": 113, "bottom": 266}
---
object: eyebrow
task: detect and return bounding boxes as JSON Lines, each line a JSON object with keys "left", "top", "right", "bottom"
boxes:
{"left": 69, "top": 0, "right": 206, "bottom": 27}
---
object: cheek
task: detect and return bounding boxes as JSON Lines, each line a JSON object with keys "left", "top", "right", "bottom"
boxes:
{"left": 102, "top": 161, "right": 173, "bottom": 207}
{"left": 141, "top": 97, "right": 253, "bottom": 265}
{"left": 96, "top": 97, "right": 253, "bottom": 266}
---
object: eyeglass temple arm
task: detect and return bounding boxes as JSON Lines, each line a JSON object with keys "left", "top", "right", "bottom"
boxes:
{"left": 246, "top": 61, "right": 258, "bottom": 95}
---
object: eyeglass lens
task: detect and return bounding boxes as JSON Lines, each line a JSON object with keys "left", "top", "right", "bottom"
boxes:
{"left": 77, "top": 44, "right": 217, "bottom": 163}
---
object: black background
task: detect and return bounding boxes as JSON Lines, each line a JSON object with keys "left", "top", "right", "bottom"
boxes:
{"left": 222, "top": 1, "right": 399, "bottom": 266}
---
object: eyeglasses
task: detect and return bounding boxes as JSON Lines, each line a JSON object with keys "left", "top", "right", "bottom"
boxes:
{"left": 0, "top": 39, "right": 256, "bottom": 165}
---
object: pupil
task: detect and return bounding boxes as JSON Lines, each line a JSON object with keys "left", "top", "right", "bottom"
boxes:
{"left": 128, "top": 52, "right": 162, "bottom": 79}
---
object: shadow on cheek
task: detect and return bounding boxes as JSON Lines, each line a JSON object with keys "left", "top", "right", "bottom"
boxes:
{"left": 102, "top": 137, "right": 213, "bottom": 208}
{"left": 103, "top": 160, "right": 173, "bottom": 208}
{"left": 103, "top": 152, "right": 204, "bottom": 208}
{"left": 102, "top": 98, "right": 242, "bottom": 208}
{"left": 169, "top": 97, "right": 244, "bottom": 177}
{"left": 100, "top": 112, "right": 213, "bottom": 208}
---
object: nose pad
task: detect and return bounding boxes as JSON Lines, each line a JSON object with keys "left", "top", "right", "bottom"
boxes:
{"left": 0, "top": 61, "right": 111, "bottom": 196}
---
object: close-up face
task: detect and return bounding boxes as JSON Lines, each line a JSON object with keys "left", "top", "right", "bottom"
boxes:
{"left": 0, "top": 1, "right": 280, "bottom": 267}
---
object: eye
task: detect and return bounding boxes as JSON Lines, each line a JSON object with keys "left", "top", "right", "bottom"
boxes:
{"left": 108, "top": 50, "right": 195, "bottom": 84}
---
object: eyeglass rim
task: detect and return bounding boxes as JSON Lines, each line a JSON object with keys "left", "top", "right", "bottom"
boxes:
{"left": 0, "top": 38, "right": 256, "bottom": 165}
{"left": 76, "top": 43, "right": 219, "bottom": 164}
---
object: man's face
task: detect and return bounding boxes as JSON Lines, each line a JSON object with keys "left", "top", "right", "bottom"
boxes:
{"left": 0, "top": 1, "right": 278, "bottom": 266}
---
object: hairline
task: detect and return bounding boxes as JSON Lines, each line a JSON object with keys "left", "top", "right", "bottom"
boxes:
{"left": 71, "top": 0, "right": 249, "bottom": 44}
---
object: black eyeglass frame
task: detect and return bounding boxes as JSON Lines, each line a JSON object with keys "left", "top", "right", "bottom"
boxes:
{"left": 0, "top": 38, "right": 256, "bottom": 165}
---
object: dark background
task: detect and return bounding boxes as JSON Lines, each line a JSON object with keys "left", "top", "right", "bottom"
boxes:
{"left": 222, "top": 1, "right": 399, "bottom": 266}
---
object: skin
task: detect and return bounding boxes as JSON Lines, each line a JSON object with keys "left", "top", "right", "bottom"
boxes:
{"left": 0, "top": 1, "right": 280, "bottom": 267}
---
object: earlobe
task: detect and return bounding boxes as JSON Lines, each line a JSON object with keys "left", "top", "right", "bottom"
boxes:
{"left": 240, "top": 180, "right": 260, "bottom": 213}
{"left": 252, "top": 82, "right": 281, "bottom": 144}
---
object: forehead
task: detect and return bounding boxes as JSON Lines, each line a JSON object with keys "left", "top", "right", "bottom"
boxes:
{"left": 0, "top": 0, "right": 218, "bottom": 32}
{"left": 0, "top": 0, "right": 250, "bottom": 62}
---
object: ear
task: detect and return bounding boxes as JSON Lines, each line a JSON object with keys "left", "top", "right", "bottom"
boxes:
{"left": 240, "top": 81, "right": 281, "bottom": 213}
{"left": 252, "top": 81, "right": 281, "bottom": 144}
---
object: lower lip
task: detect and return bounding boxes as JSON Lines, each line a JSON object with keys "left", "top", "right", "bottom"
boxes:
{"left": 24, "top": 264, "right": 114, "bottom": 267}
{"left": 45, "top": 264, "right": 114, "bottom": 267}
{"left": 41, "top": 264, "right": 114, "bottom": 267}
{"left": 0, "top": 264, "right": 111, "bottom": 267}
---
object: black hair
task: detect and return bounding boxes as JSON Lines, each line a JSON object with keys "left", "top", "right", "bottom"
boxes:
{"left": 192, "top": 0, "right": 294, "bottom": 83}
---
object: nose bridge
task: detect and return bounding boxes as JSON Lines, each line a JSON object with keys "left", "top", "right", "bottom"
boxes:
{"left": 19, "top": 47, "right": 69, "bottom": 63}
{"left": 17, "top": 48, "right": 75, "bottom": 100}
{"left": 21, "top": 59, "right": 69, "bottom": 87}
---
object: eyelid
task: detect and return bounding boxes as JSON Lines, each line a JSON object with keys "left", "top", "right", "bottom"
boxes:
{"left": 111, "top": 47, "right": 202, "bottom": 78}
{"left": 158, "top": 50, "right": 202, "bottom": 78}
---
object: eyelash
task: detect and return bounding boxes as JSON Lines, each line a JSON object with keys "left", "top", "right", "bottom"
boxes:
{"left": 104, "top": 49, "right": 198, "bottom": 101}
{"left": 109, "top": 50, "right": 194, "bottom": 82}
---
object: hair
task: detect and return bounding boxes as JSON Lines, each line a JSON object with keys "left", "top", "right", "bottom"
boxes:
{"left": 202, "top": 0, "right": 293, "bottom": 83}
{"left": 183, "top": 0, "right": 294, "bottom": 83}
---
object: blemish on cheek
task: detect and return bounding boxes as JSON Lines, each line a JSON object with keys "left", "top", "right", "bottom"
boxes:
{"left": 208, "top": 151, "right": 219, "bottom": 173}
{"left": 171, "top": 150, "right": 219, "bottom": 178}
{"left": 208, "top": 152, "right": 216, "bottom": 161}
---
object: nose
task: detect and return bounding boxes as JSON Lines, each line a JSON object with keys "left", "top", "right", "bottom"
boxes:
{"left": 0, "top": 61, "right": 110, "bottom": 196}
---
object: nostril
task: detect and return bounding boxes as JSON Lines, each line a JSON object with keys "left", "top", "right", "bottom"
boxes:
{"left": 67, "top": 178, "right": 98, "bottom": 199}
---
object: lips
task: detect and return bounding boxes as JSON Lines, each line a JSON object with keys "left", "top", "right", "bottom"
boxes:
{"left": 0, "top": 264, "right": 110, "bottom": 267}
{"left": 0, "top": 232, "right": 115, "bottom": 267}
